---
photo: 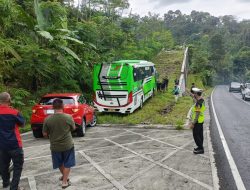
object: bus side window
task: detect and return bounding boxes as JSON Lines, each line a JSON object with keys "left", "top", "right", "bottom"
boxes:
{"left": 139, "top": 67, "right": 145, "bottom": 80}
{"left": 150, "top": 66, "right": 155, "bottom": 76}
{"left": 134, "top": 71, "right": 137, "bottom": 81}
{"left": 133, "top": 68, "right": 138, "bottom": 81}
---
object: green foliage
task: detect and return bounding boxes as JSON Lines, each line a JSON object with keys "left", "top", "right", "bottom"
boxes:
{"left": 233, "top": 46, "right": 250, "bottom": 81}
{"left": 10, "top": 88, "right": 31, "bottom": 108}
{"left": 0, "top": 0, "right": 176, "bottom": 98}
{"left": 40, "top": 1, "right": 67, "bottom": 30}
{"left": 164, "top": 10, "right": 250, "bottom": 84}
{"left": 0, "top": 87, "right": 35, "bottom": 123}
{"left": 2, "top": 1, "right": 249, "bottom": 130}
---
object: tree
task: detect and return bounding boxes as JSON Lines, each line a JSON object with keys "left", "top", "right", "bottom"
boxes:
{"left": 208, "top": 34, "right": 225, "bottom": 69}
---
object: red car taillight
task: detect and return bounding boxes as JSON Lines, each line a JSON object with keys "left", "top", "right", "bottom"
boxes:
{"left": 127, "top": 92, "right": 133, "bottom": 104}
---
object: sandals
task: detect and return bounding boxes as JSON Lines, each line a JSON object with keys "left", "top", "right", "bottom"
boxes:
{"left": 62, "top": 181, "right": 71, "bottom": 189}
{"left": 59, "top": 176, "right": 70, "bottom": 182}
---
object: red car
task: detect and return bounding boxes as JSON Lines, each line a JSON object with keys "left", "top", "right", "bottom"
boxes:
{"left": 30, "top": 93, "right": 96, "bottom": 138}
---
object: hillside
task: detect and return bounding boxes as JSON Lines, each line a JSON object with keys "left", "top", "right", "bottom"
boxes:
{"left": 153, "top": 50, "right": 183, "bottom": 82}
{"left": 98, "top": 49, "right": 193, "bottom": 126}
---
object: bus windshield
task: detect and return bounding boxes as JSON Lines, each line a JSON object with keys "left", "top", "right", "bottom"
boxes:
{"left": 100, "top": 64, "right": 128, "bottom": 81}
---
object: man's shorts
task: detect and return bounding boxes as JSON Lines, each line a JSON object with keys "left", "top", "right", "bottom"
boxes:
{"left": 51, "top": 147, "right": 76, "bottom": 169}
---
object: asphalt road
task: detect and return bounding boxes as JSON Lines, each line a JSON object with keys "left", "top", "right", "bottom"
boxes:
{"left": 210, "top": 85, "right": 250, "bottom": 190}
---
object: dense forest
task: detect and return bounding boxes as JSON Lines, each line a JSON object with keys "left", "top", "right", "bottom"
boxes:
{"left": 1, "top": 0, "right": 250, "bottom": 102}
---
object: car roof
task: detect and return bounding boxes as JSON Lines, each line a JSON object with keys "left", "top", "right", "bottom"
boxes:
{"left": 43, "top": 93, "right": 81, "bottom": 98}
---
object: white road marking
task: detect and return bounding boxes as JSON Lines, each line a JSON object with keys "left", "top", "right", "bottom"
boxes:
{"left": 105, "top": 138, "right": 213, "bottom": 190}
{"left": 28, "top": 176, "right": 37, "bottom": 190}
{"left": 24, "top": 135, "right": 189, "bottom": 161}
{"left": 19, "top": 126, "right": 215, "bottom": 190}
{"left": 21, "top": 154, "right": 140, "bottom": 180}
{"left": 125, "top": 129, "right": 209, "bottom": 159}
{"left": 21, "top": 131, "right": 32, "bottom": 136}
{"left": 211, "top": 87, "right": 246, "bottom": 190}
{"left": 23, "top": 144, "right": 50, "bottom": 150}
{"left": 22, "top": 138, "right": 35, "bottom": 142}
{"left": 86, "top": 128, "right": 126, "bottom": 134}
{"left": 121, "top": 133, "right": 190, "bottom": 146}
{"left": 79, "top": 151, "right": 127, "bottom": 190}
{"left": 82, "top": 131, "right": 130, "bottom": 140}
{"left": 121, "top": 140, "right": 193, "bottom": 187}
{"left": 89, "top": 144, "right": 193, "bottom": 190}
{"left": 22, "top": 131, "right": 128, "bottom": 151}
{"left": 25, "top": 155, "right": 51, "bottom": 161}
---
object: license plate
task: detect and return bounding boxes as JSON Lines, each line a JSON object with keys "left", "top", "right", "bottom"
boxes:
{"left": 46, "top": 109, "right": 54, "bottom": 114}
{"left": 108, "top": 109, "right": 116, "bottom": 112}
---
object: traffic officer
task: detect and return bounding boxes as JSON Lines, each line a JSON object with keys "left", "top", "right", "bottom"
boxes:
{"left": 189, "top": 88, "right": 206, "bottom": 154}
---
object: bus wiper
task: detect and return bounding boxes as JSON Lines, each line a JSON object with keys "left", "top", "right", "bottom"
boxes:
{"left": 102, "top": 76, "right": 121, "bottom": 79}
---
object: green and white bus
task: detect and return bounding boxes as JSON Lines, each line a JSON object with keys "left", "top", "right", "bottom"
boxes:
{"left": 93, "top": 60, "right": 157, "bottom": 114}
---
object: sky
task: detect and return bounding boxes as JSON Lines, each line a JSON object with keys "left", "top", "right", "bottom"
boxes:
{"left": 127, "top": 0, "right": 250, "bottom": 20}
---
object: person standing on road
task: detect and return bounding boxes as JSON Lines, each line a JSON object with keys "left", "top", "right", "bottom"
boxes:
{"left": 43, "top": 99, "right": 76, "bottom": 189}
{"left": 0, "top": 92, "right": 25, "bottom": 190}
{"left": 189, "top": 88, "right": 206, "bottom": 154}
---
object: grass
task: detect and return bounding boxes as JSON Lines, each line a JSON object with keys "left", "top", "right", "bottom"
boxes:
{"left": 153, "top": 50, "right": 183, "bottom": 81}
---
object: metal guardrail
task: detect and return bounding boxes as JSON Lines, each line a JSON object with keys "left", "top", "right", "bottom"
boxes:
{"left": 179, "top": 47, "right": 189, "bottom": 96}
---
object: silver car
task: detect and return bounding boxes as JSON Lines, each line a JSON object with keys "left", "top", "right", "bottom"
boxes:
{"left": 242, "top": 83, "right": 250, "bottom": 100}
{"left": 229, "top": 82, "right": 241, "bottom": 92}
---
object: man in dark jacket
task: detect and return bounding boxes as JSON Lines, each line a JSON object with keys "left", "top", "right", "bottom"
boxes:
{"left": 0, "top": 92, "right": 25, "bottom": 190}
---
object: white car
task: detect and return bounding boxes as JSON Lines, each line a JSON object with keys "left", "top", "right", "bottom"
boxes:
{"left": 229, "top": 82, "right": 241, "bottom": 92}
{"left": 242, "top": 83, "right": 250, "bottom": 100}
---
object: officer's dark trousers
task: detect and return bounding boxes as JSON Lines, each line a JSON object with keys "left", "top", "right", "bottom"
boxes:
{"left": 193, "top": 123, "right": 204, "bottom": 149}
{"left": 0, "top": 148, "right": 24, "bottom": 190}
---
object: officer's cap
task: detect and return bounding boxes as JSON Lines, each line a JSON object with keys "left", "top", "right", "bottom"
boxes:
{"left": 192, "top": 88, "right": 203, "bottom": 93}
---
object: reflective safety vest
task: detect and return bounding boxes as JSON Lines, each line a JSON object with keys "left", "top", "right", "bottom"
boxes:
{"left": 191, "top": 99, "right": 206, "bottom": 124}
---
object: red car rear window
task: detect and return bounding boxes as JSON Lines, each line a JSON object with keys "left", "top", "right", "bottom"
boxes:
{"left": 39, "top": 97, "right": 75, "bottom": 105}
